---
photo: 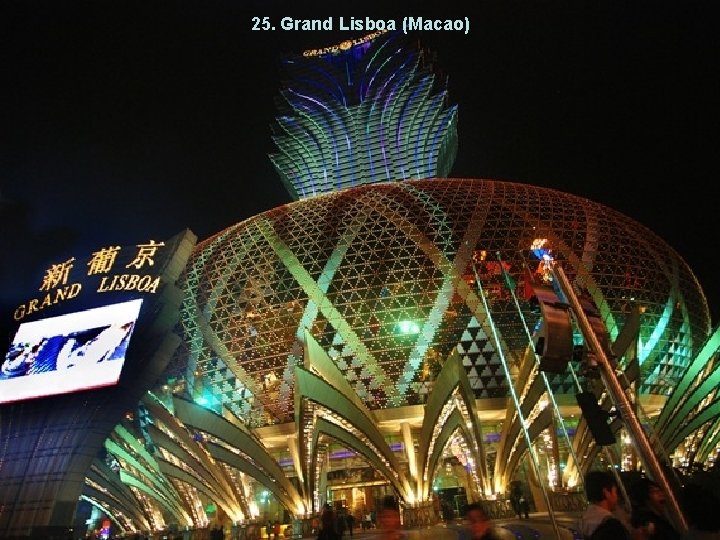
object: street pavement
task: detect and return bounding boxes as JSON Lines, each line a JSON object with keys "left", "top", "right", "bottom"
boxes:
{"left": 336, "top": 512, "right": 583, "bottom": 540}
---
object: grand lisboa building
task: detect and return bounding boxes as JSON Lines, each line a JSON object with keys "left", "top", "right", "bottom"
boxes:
{"left": 154, "top": 178, "right": 712, "bottom": 519}
{"left": 3, "top": 30, "right": 720, "bottom": 539}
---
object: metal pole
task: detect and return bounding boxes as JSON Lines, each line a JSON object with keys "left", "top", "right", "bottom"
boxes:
{"left": 472, "top": 264, "right": 563, "bottom": 539}
{"left": 497, "top": 253, "right": 585, "bottom": 495}
{"left": 615, "top": 368, "right": 683, "bottom": 489}
{"left": 552, "top": 264, "right": 688, "bottom": 534}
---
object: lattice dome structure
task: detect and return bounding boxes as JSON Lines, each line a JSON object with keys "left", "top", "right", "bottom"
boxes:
{"left": 171, "top": 179, "right": 711, "bottom": 428}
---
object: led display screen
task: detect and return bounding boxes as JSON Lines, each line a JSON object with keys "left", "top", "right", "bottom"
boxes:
{"left": 0, "top": 298, "right": 143, "bottom": 404}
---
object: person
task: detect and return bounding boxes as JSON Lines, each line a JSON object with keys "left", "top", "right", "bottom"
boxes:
{"left": 510, "top": 484, "right": 524, "bottom": 520}
{"left": 0, "top": 338, "right": 52, "bottom": 378}
{"left": 273, "top": 520, "right": 281, "bottom": 540}
{"left": 20, "top": 334, "right": 76, "bottom": 374}
{"left": 511, "top": 493, "right": 522, "bottom": 520}
{"left": 346, "top": 513, "right": 355, "bottom": 537}
{"left": 336, "top": 509, "right": 347, "bottom": 540}
{"left": 56, "top": 321, "right": 135, "bottom": 370}
{"left": 520, "top": 495, "right": 530, "bottom": 519}
{"left": 0, "top": 341, "right": 34, "bottom": 378}
{"left": 458, "top": 502, "right": 502, "bottom": 540}
{"left": 630, "top": 478, "right": 681, "bottom": 540}
{"left": 577, "top": 470, "right": 633, "bottom": 540}
{"left": 377, "top": 495, "right": 403, "bottom": 540}
{"left": 680, "top": 483, "right": 720, "bottom": 540}
{"left": 441, "top": 499, "right": 454, "bottom": 522}
{"left": 318, "top": 504, "right": 339, "bottom": 540}
{"left": 311, "top": 515, "right": 320, "bottom": 535}
{"left": 210, "top": 524, "right": 222, "bottom": 540}
{"left": 613, "top": 487, "right": 635, "bottom": 532}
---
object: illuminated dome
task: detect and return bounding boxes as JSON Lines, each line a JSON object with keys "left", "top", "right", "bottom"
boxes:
{"left": 174, "top": 179, "right": 710, "bottom": 428}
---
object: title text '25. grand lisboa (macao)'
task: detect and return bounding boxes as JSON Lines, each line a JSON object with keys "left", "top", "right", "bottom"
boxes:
{"left": 2, "top": 30, "right": 720, "bottom": 539}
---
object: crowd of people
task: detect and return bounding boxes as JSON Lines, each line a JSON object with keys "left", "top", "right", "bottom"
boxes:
{"left": 578, "top": 470, "right": 720, "bottom": 540}
{"left": 310, "top": 472, "right": 719, "bottom": 540}
{"left": 314, "top": 495, "right": 503, "bottom": 540}
{"left": 234, "top": 471, "right": 720, "bottom": 540}
{"left": 114, "top": 476, "right": 720, "bottom": 540}
{"left": 316, "top": 503, "right": 361, "bottom": 540}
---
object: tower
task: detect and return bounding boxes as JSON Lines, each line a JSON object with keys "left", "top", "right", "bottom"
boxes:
{"left": 270, "top": 31, "right": 458, "bottom": 200}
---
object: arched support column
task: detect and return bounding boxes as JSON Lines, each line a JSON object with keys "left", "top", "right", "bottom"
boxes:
{"left": 170, "top": 396, "right": 304, "bottom": 516}
{"left": 416, "top": 350, "right": 489, "bottom": 501}
{"left": 294, "top": 364, "right": 411, "bottom": 511}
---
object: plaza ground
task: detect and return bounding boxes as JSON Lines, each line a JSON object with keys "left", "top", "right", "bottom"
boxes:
{"left": 319, "top": 512, "right": 583, "bottom": 540}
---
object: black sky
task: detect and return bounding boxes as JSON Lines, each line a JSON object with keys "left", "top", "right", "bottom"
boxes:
{"left": 1, "top": 0, "right": 718, "bottom": 344}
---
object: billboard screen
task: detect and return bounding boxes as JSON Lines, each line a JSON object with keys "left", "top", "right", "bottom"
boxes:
{"left": 0, "top": 298, "right": 143, "bottom": 404}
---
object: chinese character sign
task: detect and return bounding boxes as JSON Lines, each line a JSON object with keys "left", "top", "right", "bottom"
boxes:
{"left": 13, "top": 240, "right": 168, "bottom": 321}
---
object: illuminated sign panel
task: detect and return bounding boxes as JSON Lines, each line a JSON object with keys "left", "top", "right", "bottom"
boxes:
{"left": 0, "top": 298, "right": 143, "bottom": 404}
{"left": 14, "top": 239, "right": 166, "bottom": 321}
{"left": 302, "top": 30, "right": 387, "bottom": 57}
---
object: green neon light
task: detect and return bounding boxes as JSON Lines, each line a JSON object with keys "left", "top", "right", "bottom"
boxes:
{"left": 639, "top": 295, "right": 674, "bottom": 366}
{"left": 394, "top": 320, "right": 420, "bottom": 334}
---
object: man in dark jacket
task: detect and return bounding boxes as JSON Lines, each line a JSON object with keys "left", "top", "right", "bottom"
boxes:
{"left": 458, "top": 502, "right": 502, "bottom": 540}
{"left": 578, "top": 470, "right": 632, "bottom": 540}
{"left": 346, "top": 513, "right": 355, "bottom": 537}
{"left": 318, "top": 505, "right": 339, "bottom": 540}
{"left": 336, "top": 510, "right": 347, "bottom": 540}
{"left": 630, "top": 479, "right": 680, "bottom": 540}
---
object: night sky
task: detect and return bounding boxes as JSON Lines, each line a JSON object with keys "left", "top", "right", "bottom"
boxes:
{"left": 1, "top": 1, "right": 718, "bottom": 346}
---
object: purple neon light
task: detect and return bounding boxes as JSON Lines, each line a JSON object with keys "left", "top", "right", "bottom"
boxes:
{"left": 329, "top": 441, "right": 404, "bottom": 460}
